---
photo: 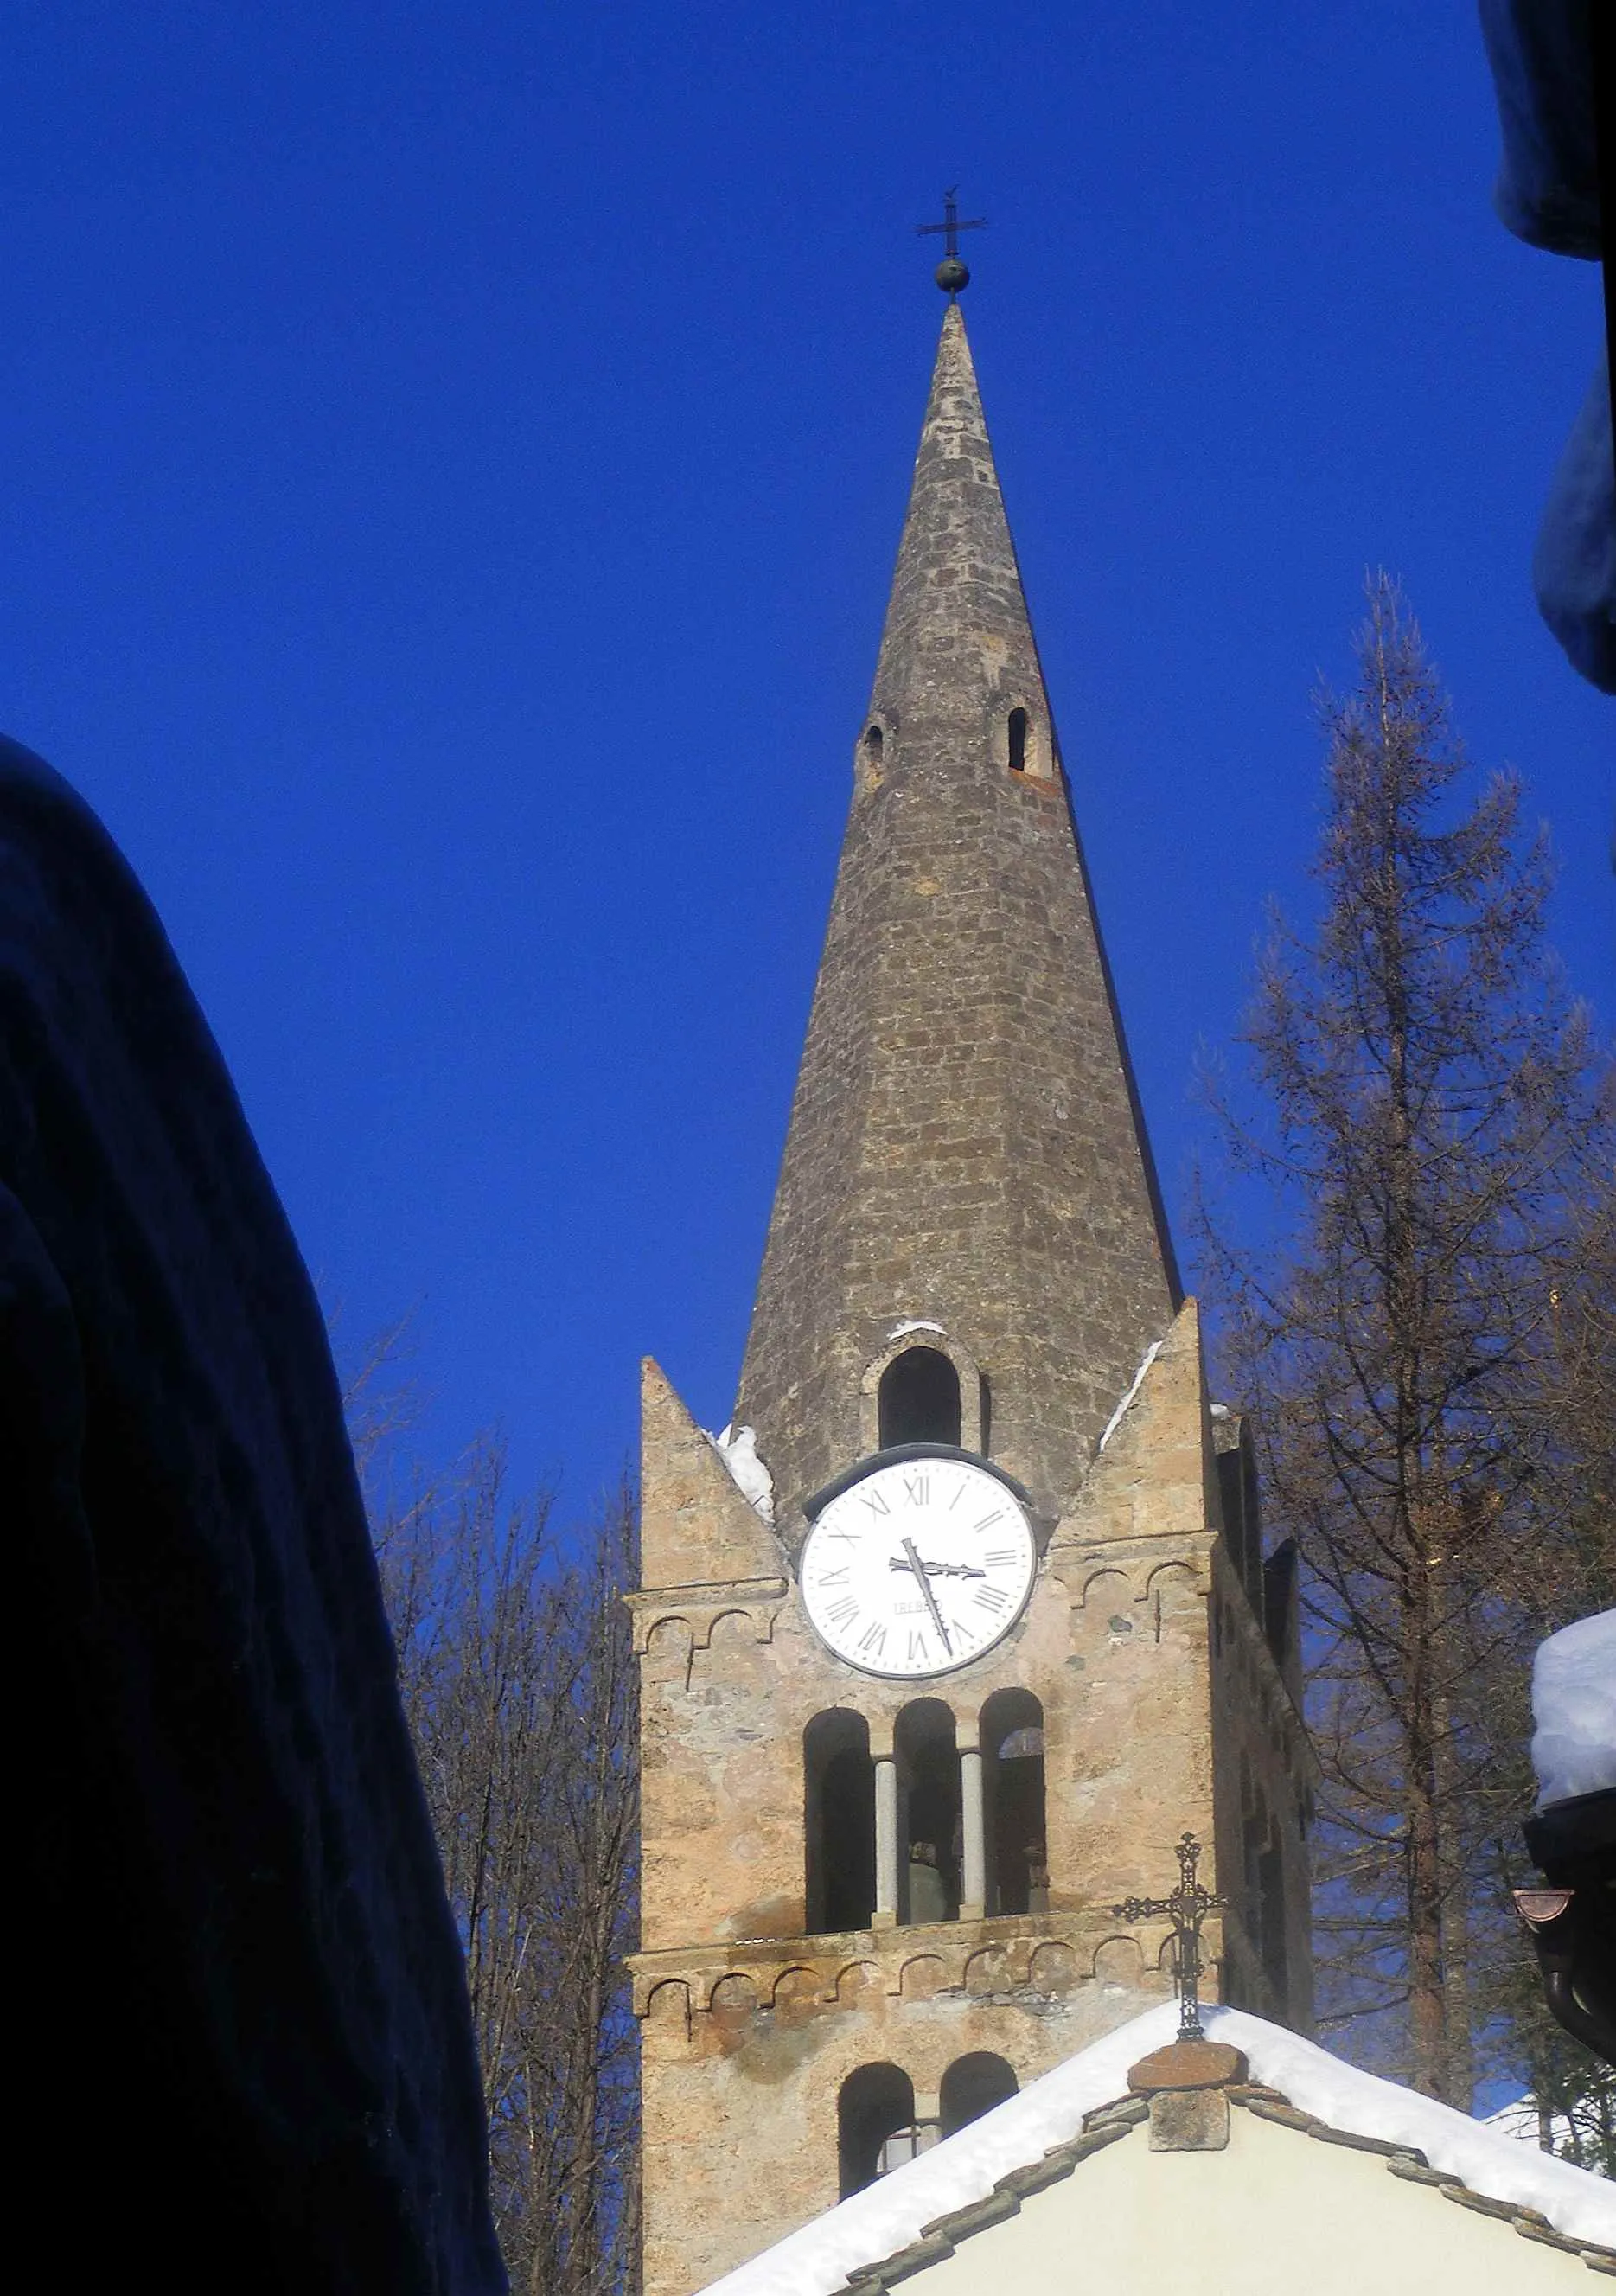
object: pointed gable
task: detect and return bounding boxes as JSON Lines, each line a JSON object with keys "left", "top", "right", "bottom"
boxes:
{"left": 640, "top": 1357, "right": 782, "bottom": 1589}
{"left": 697, "top": 2005, "right": 1616, "bottom": 2296}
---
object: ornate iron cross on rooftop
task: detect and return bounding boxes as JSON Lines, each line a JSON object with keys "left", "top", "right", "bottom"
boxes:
{"left": 917, "top": 186, "right": 986, "bottom": 295}
{"left": 1114, "top": 1832, "right": 1229, "bottom": 2042}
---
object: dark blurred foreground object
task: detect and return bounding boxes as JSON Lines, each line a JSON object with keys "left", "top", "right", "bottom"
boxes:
{"left": 1480, "top": 0, "right": 1615, "bottom": 692}
{"left": 0, "top": 738, "right": 506, "bottom": 2294}
{"left": 1515, "top": 1613, "right": 1616, "bottom": 2069}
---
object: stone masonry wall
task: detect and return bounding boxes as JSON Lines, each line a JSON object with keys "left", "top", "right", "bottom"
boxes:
{"left": 634, "top": 1308, "right": 1303, "bottom": 2296}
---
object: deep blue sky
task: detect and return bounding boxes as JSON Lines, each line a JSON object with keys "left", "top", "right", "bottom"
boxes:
{"left": 5, "top": 3, "right": 1609, "bottom": 1510}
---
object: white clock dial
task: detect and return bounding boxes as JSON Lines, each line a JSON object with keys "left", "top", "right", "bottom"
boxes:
{"left": 799, "top": 1456, "right": 1037, "bottom": 1678}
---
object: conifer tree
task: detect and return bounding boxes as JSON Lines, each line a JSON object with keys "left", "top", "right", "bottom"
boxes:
{"left": 1198, "top": 577, "right": 1614, "bottom": 2111}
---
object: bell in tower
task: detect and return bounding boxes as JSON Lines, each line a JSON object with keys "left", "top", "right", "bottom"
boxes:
{"left": 629, "top": 279, "right": 1311, "bottom": 2296}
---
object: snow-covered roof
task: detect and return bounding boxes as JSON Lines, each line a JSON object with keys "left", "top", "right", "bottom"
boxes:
{"left": 700, "top": 2004, "right": 1616, "bottom": 2296}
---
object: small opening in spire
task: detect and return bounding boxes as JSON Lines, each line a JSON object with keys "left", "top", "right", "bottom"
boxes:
{"left": 878, "top": 1348, "right": 961, "bottom": 1449}
{"left": 864, "top": 725, "right": 884, "bottom": 763}
{"left": 1007, "top": 708, "right": 1029, "bottom": 774}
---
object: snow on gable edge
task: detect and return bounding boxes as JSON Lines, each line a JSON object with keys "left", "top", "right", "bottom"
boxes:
{"left": 706, "top": 1422, "right": 776, "bottom": 1526}
{"left": 697, "top": 2004, "right": 1616, "bottom": 2296}
{"left": 1097, "top": 1340, "right": 1162, "bottom": 1453}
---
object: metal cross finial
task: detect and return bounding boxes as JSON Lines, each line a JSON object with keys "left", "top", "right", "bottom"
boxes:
{"left": 917, "top": 187, "right": 987, "bottom": 294}
{"left": 1114, "top": 1832, "right": 1229, "bottom": 2042}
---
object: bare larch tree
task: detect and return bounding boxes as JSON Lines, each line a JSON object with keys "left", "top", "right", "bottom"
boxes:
{"left": 1198, "top": 577, "right": 1614, "bottom": 2112}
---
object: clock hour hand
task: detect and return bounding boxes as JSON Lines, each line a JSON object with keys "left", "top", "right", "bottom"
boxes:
{"left": 887, "top": 1557, "right": 985, "bottom": 1581}
{"left": 899, "top": 1538, "right": 953, "bottom": 1655}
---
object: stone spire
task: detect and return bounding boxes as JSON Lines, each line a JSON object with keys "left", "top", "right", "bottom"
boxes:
{"left": 735, "top": 302, "right": 1179, "bottom": 1526}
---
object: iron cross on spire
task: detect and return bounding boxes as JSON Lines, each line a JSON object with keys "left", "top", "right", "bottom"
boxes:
{"left": 917, "top": 186, "right": 986, "bottom": 295}
{"left": 1114, "top": 1832, "right": 1230, "bottom": 2042}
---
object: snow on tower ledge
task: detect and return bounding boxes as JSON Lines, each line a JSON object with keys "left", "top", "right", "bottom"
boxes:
{"left": 699, "top": 2005, "right": 1616, "bottom": 2296}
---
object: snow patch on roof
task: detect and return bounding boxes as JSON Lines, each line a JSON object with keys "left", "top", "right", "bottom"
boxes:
{"left": 1097, "top": 1340, "right": 1162, "bottom": 1453}
{"left": 1531, "top": 1608, "right": 1616, "bottom": 1807}
{"left": 1485, "top": 2094, "right": 1586, "bottom": 2155}
{"left": 705, "top": 1423, "right": 775, "bottom": 1526}
{"left": 699, "top": 2004, "right": 1616, "bottom": 2296}
{"left": 885, "top": 1320, "right": 947, "bottom": 1342}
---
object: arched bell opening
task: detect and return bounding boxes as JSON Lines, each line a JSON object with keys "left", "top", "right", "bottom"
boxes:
{"left": 803, "top": 1709, "right": 875, "bottom": 1935}
{"left": 839, "top": 2063, "right": 918, "bottom": 2197}
{"left": 895, "top": 1698, "right": 961, "bottom": 1923}
{"left": 878, "top": 1347, "right": 961, "bottom": 1449}
{"left": 981, "top": 1688, "right": 1046, "bottom": 1916}
{"left": 939, "top": 2052, "right": 1019, "bottom": 2139}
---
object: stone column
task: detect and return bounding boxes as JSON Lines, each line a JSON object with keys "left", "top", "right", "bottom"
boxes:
{"left": 959, "top": 1738, "right": 987, "bottom": 1921}
{"left": 874, "top": 1755, "right": 899, "bottom": 1928}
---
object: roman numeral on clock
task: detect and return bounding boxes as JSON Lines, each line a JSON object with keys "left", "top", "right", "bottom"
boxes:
{"left": 974, "top": 1583, "right": 1012, "bottom": 1615}
{"left": 903, "top": 1472, "right": 930, "bottom": 1506}
{"left": 982, "top": 1548, "right": 1018, "bottom": 1568}
{"left": 858, "top": 1488, "right": 891, "bottom": 1517}
{"left": 814, "top": 1567, "right": 851, "bottom": 1588}
{"left": 826, "top": 1596, "right": 859, "bottom": 1628}
{"left": 974, "top": 1508, "right": 1006, "bottom": 1532}
{"left": 906, "top": 1631, "right": 930, "bottom": 1664}
{"left": 856, "top": 1621, "right": 888, "bottom": 1659}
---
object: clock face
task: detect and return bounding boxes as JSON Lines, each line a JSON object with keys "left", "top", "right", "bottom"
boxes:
{"left": 799, "top": 1456, "right": 1037, "bottom": 1679}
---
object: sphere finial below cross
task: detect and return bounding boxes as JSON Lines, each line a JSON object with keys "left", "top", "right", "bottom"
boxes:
{"left": 916, "top": 187, "right": 985, "bottom": 296}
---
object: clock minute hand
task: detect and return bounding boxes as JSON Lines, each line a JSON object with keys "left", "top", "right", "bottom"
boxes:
{"left": 900, "top": 1538, "right": 953, "bottom": 1656}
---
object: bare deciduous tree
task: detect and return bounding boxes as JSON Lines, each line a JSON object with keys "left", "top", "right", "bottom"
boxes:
{"left": 365, "top": 1411, "right": 641, "bottom": 2296}
{"left": 1197, "top": 577, "right": 1614, "bottom": 2115}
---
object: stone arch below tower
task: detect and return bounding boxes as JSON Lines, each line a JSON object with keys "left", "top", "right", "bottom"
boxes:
{"left": 940, "top": 2051, "right": 1019, "bottom": 2137}
{"left": 838, "top": 2063, "right": 916, "bottom": 2198}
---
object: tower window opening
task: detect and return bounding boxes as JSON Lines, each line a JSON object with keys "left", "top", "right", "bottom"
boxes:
{"left": 940, "top": 2052, "right": 1019, "bottom": 2139}
{"left": 839, "top": 2063, "right": 917, "bottom": 2198}
{"left": 1241, "top": 1785, "right": 1287, "bottom": 2012}
{"left": 864, "top": 725, "right": 884, "bottom": 762}
{"left": 1260, "top": 1836, "right": 1289, "bottom": 2009}
{"left": 804, "top": 1710, "right": 875, "bottom": 1934}
{"left": 896, "top": 1698, "right": 961, "bottom": 1922}
{"left": 981, "top": 1689, "right": 1046, "bottom": 1916}
{"left": 878, "top": 1346, "right": 961, "bottom": 1449}
{"left": 1007, "top": 707, "right": 1029, "bottom": 773}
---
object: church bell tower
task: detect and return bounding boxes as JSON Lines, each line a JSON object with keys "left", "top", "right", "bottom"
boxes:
{"left": 630, "top": 288, "right": 1311, "bottom": 2296}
